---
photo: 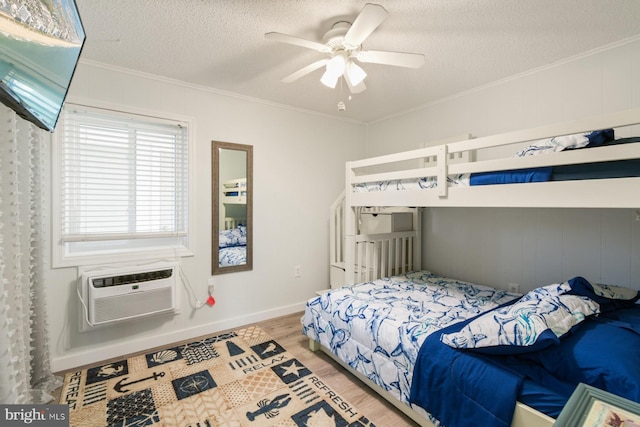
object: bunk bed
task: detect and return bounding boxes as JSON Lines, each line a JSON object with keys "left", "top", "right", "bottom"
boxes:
{"left": 306, "top": 108, "right": 640, "bottom": 427}
{"left": 222, "top": 178, "right": 247, "bottom": 204}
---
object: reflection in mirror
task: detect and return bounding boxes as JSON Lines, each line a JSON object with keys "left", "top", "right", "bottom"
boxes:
{"left": 212, "top": 141, "right": 253, "bottom": 274}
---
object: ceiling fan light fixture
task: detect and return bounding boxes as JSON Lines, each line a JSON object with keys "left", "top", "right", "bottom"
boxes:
{"left": 320, "top": 69, "right": 340, "bottom": 88}
{"left": 327, "top": 53, "right": 346, "bottom": 76}
{"left": 346, "top": 61, "right": 367, "bottom": 86}
{"left": 320, "top": 53, "right": 346, "bottom": 88}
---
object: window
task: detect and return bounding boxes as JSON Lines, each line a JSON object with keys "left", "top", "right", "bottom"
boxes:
{"left": 53, "top": 104, "right": 192, "bottom": 267}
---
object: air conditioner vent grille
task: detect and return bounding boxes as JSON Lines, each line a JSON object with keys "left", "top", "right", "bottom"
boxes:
{"left": 91, "top": 268, "right": 173, "bottom": 288}
{"left": 93, "top": 287, "right": 174, "bottom": 324}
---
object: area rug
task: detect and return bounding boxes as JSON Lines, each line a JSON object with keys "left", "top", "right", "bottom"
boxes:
{"left": 59, "top": 325, "right": 375, "bottom": 426}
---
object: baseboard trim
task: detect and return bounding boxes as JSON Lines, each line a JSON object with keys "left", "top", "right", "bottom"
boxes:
{"left": 51, "top": 301, "right": 306, "bottom": 373}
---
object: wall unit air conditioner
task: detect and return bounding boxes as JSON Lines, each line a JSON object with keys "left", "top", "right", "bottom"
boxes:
{"left": 79, "top": 262, "right": 179, "bottom": 331}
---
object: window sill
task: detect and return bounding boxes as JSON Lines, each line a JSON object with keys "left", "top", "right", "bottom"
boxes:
{"left": 52, "top": 246, "right": 194, "bottom": 269}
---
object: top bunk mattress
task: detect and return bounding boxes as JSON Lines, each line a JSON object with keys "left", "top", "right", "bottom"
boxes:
{"left": 354, "top": 134, "right": 640, "bottom": 193}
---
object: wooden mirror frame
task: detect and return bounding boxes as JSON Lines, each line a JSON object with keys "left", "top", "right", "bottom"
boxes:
{"left": 212, "top": 141, "right": 253, "bottom": 274}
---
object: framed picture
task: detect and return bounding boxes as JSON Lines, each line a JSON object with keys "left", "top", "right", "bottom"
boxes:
{"left": 554, "top": 383, "right": 640, "bottom": 427}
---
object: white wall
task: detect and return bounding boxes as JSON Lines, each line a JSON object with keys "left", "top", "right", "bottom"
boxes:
{"left": 367, "top": 37, "right": 640, "bottom": 292}
{"left": 47, "top": 61, "right": 366, "bottom": 371}
{"left": 423, "top": 208, "right": 640, "bottom": 291}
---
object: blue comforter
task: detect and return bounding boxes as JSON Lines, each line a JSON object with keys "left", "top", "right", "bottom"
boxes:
{"left": 409, "top": 309, "right": 525, "bottom": 427}
{"left": 410, "top": 294, "right": 640, "bottom": 427}
{"left": 469, "top": 167, "right": 552, "bottom": 186}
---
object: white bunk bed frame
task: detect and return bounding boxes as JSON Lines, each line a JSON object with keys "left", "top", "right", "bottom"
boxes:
{"left": 314, "top": 108, "right": 640, "bottom": 427}
{"left": 222, "top": 177, "right": 247, "bottom": 204}
{"left": 223, "top": 216, "right": 245, "bottom": 230}
{"left": 345, "top": 108, "right": 640, "bottom": 285}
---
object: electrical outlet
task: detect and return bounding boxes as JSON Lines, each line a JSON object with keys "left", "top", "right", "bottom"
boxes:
{"left": 208, "top": 277, "right": 215, "bottom": 294}
{"left": 294, "top": 265, "right": 302, "bottom": 278}
{"left": 507, "top": 283, "right": 520, "bottom": 293}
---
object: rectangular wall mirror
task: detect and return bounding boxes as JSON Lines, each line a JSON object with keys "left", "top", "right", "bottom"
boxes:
{"left": 212, "top": 141, "right": 253, "bottom": 274}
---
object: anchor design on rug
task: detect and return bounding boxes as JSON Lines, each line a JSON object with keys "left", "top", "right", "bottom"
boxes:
{"left": 113, "top": 371, "right": 165, "bottom": 393}
{"left": 246, "top": 393, "right": 291, "bottom": 421}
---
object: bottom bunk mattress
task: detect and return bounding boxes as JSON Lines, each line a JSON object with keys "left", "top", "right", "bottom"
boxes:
{"left": 218, "top": 225, "right": 247, "bottom": 266}
{"left": 302, "top": 271, "right": 640, "bottom": 427}
{"left": 218, "top": 245, "right": 246, "bottom": 266}
{"left": 302, "top": 272, "right": 520, "bottom": 417}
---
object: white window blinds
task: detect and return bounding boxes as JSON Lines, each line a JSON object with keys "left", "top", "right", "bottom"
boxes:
{"left": 60, "top": 107, "right": 189, "bottom": 243}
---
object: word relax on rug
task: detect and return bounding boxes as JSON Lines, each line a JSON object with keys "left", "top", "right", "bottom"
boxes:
{"left": 60, "top": 326, "right": 376, "bottom": 426}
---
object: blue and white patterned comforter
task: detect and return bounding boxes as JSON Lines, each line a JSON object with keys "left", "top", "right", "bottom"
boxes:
{"left": 353, "top": 175, "right": 470, "bottom": 192}
{"left": 302, "top": 271, "right": 519, "bottom": 405}
{"left": 218, "top": 245, "right": 246, "bottom": 266}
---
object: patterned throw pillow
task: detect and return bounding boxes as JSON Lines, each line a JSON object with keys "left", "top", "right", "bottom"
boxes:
{"left": 441, "top": 286, "right": 600, "bottom": 355}
{"left": 219, "top": 227, "right": 246, "bottom": 248}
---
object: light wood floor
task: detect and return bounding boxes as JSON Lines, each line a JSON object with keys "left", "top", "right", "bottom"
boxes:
{"left": 54, "top": 311, "right": 418, "bottom": 426}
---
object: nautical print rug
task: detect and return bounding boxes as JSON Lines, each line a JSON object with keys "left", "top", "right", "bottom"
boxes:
{"left": 59, "top": 325, "right": 375, "bottom": 426}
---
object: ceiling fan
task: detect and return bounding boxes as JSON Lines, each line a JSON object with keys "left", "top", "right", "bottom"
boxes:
{"left": 265, "top": 3, "right": 425, "bottom": 94}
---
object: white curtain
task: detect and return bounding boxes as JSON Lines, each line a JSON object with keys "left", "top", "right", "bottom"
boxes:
{"left": 0, "top": 106, "right": 60, "bottom": 404}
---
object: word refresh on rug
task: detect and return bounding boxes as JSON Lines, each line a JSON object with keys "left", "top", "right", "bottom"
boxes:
{"left": 308, "top": 376, "right": 359, "bottom": 418}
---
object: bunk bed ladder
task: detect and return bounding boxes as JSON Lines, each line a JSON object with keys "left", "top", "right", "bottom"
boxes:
{"left": 330, "top": 191, "right": 422, "bottom": 289}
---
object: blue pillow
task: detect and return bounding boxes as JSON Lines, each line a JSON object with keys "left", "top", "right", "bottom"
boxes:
{"left": 522, "top": 316, "right": 640, "bottom": 402}
{"left": 566, "top": 276, "right": 640, "bottom": 313}
{"left": 440, "top": 285, "right": 600, "bottom": 355}
{"left": 582, "top": 128, "right": 616, "bottom": 147}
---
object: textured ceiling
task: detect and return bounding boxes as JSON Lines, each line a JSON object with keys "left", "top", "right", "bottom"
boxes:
{"left": 75, "top": 0, "right": 640, "bottom": 123}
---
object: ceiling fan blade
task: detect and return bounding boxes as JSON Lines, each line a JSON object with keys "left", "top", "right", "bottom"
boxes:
{"left": 265, "top": 32, "right": 330, "bottom": 53}
{"left": 343, "top": 3, "right": 388, "bottom": 49}
{"left": 282, "top": 59, "right": 329, "bottom": 83}
{"left": 345, "top": 76, "right": 366, "bottom": 94}
{"left": 357, "top": 50, "right": 425, "bottom": 68}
